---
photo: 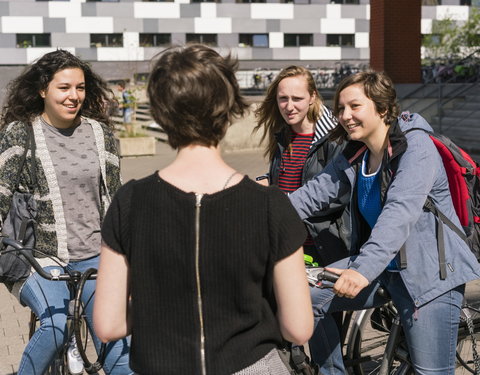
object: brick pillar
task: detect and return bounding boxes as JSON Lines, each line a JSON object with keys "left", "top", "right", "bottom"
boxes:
{"left": 370, "top": 0, "right": 422, "bottom": 83}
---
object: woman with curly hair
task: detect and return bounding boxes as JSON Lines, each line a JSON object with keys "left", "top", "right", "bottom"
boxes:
{"left": 0, "top": 49, "right": 132, "bottom": 375}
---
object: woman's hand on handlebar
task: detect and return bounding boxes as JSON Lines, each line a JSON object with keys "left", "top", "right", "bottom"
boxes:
{"left": 326, "top": 267, "right": 369, "bottom": 299}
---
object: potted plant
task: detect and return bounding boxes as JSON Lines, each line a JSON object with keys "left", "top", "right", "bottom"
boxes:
{"left": 115, "top": 82, "right": 156, "bottom": 157}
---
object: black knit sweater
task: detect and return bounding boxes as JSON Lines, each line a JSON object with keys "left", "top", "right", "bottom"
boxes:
{"left": 101, "top": 173, "right": 306, "bottom": 374}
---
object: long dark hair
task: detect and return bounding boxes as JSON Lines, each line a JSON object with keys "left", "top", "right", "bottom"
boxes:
{"left": 1, "top": 49, "right": 115, "bottom": 128}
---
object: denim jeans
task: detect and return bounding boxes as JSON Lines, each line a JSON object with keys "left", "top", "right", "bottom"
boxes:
{"left": 309, "top": 257, "right": 464, "bottom": 375}
{"left": 18, "top": 255, "right": 132, "bottom": 375}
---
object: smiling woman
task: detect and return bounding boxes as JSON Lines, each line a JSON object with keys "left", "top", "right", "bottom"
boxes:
{"left": 40, "top": 68, "right": 86, "bottom": 129}
{"left": 0, "top": 50, "right": 132, "bottom": 375}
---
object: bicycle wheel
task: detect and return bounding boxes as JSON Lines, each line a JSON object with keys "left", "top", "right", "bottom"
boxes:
{"left": 345, "top": 305, "right": 413, "bottom": 375}
{"left": 73, "top": 268, "right": 106, "bottom": 374}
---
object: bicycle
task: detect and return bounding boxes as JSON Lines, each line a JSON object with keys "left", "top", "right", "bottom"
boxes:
{"left": 307, "top": 267, "right": 480, "bottom": 375}
{"left": 1, "top": 237, "right": 106, "bottom": 375}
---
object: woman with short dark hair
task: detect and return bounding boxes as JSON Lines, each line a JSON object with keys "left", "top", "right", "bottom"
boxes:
{"left": 290, "top": 70, "right": 480, "bottom": 374}
{"left": 94, "top": 44, "right": 314, "bottom": 375}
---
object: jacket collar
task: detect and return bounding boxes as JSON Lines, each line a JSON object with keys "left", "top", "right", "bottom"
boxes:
{"left": 342, "top": 119, "right": 407, "bottom": 166}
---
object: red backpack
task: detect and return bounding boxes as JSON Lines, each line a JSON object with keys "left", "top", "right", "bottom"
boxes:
{"left": 403, "top": 121, "right": 480, "bottom": 279}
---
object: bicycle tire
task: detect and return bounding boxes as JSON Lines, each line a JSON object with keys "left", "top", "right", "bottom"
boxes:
{"left": 345, "top": 305, "right": 413, "bottom": 375}
{"left": 73, "top": 267, "right": 106, "bottom": 375}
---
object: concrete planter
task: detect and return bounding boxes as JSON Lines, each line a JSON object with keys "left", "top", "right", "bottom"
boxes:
{"left": 118, "top": 136, "right": 156, "bottom": 157}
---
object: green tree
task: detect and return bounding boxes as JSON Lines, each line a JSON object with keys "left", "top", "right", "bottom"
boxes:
{"left": 423, "top": 8, "right": 480, "bottom": 63}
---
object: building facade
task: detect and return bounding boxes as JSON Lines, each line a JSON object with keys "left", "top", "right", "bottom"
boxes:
{"left": 0, "top": 0, "right": 476, "bottom": 79}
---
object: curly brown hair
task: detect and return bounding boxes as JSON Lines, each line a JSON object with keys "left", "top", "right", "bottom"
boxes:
{"left": 147, "top": 44, "right": 249, "bottom": 149}
{"left": 329, "top": 70, "right": 400, "bottom": 143}
{"left": 253, "top": 66, "right": 324, "bottom": 161}
{"left": 0, "top": 49, "right": 115, "bottom": 129}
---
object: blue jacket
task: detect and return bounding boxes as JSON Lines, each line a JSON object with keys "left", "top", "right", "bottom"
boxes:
{"left": 290, "top": 113, "right": 480, "bottom": 307}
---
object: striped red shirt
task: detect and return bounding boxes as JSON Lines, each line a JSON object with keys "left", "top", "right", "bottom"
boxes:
{"left": 278, "top": 131, "right": 314, "bottom": 246}
{"left": 278, "top": 131, "right": 314, "bottom": 193}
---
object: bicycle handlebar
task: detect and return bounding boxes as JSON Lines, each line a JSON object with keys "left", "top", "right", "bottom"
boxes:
{"left": 306, "top": 266, "right": 390, "bottom": 300}
{"left": 1, "top": 237, "right": 96, "bottom": 281}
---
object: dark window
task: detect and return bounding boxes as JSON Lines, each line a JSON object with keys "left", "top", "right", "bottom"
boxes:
{"left": 186, "top": 34, "right": 218, "bottom": 46}
{"left": 90, "top": 33, "right": 123, "bottom": 47}
{"left": 326, "top": 34, "right": 354, "bottom": 47}
{"left": 239, "top": 34, "right": 269, "bottom": 47}
{"left": 139, "top": 33, "right": 171, "bottom": 47}
{"left": 460, "top": 0, "right": 471, "bottom": 4}
{"left": 329, "top": 0, "right": 359, "bottom": 3}
{"left": 16, "top": 34, "right": 51, "bottom": 48}
{"left": 422, "top": 0, "right": 442, "bottom": 4}
{"left": 284, "top": 34, "right": 313, "bottom": 47}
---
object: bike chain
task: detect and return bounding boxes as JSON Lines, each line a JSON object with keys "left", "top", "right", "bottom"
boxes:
{"left": 464, "top": 311, "right": 480, "bottom": 375}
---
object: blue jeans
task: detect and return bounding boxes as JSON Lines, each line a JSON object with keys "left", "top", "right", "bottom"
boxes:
{"left": 18, "top": 255, "right": 132, "bottom": 375}
{"left": 309, "top": 258, "right": 464, "bottom": 375}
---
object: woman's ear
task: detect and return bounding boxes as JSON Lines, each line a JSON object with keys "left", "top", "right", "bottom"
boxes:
{"left": 39, "top": 90, "right": 46, "bottom": 99}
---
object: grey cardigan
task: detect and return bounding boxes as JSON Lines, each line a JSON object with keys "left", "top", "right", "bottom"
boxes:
{"left": 290, "top": 113, "right": 480, "bottom": 307}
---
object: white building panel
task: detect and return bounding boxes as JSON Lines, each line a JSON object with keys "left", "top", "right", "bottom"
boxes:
{"left": 49, "top": 2, "right": 81, "bottom": 18}
{"left": 1, "top": 17, "right": 43, "bottom": 33}
{"left": 355, "top": 32, "right": 369, "bottom": 48}
{"left": 201, "top": 3, "right": 217, "bottom": 18}
{"left": 194, "top": 18, "right": 231, "bottom": 33}
{"left": 436, "top": 5, "right": 469, "bottom": 21}
{"left": 251, "top": 4, "right": 294, "bottom": 20}
{"left": 321, "top": 18, "right": 355, "bottom": 34}
{"left": 421, "top": 19, "right": 432, "bottom": 34}
{"left": 97, "top": 47, "right": 145, "bottom": 62}
{"left": 26, "top": 47, "right": 75, "bottom": 63}
{"left": 366, "top": 5, "right": 370, "bottom": 20}
{"left": 174, "top": 0, "right": 190, "bottom": 3}
{"left": 124, "top": 32, "right": 139, "bottom": 48}
{"left": 134, "top": 3, "right": 180, "bottom": 19}
{"left": 299, "top": 46, "right": 341, "bottom": 61}
{"left": 269, "top": 32, "right": 283, "bottom": 48}
{"left": 326, "top": 4, "right": 341, "bottom": 19}
{"left": 66, "top": 17, "right": 113, "bottom": 33}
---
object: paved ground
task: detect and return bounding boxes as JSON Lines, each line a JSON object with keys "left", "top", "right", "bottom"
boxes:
{"left": 0, "top": 141, "right": 269, "bottom": 375}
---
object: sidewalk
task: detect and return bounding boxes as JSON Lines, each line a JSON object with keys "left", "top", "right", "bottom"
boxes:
{"left": 0, "top": 141, "right": 269, "bottom": 375}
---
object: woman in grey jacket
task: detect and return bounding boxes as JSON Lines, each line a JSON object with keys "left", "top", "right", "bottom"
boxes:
{"left": 289, "top": 71, "right": 480, "bottom": 374}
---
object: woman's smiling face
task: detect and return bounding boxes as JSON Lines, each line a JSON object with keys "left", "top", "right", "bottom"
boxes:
{"left": 337, "top": 83, "right": 386, "bottom": 143}
{"left": 40, "top": 68, "right": 85, "bottom": 129}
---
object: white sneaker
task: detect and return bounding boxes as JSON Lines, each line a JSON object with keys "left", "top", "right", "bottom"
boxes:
{"left": 67, "top": 336, "right": 84, "bottom": 375}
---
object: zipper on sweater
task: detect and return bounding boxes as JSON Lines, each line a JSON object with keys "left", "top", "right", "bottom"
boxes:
{"left": 195, "top": 193, "right": 207, "bottom": 375}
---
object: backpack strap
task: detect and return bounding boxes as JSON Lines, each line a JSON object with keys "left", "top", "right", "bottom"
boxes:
{"left": 424, "top": 196, "right": 469, "bottom": 280}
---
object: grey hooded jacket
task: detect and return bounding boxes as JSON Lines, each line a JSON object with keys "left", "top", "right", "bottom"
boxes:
{"left": 289, "top": 113, "right": 480, "bottom": 307}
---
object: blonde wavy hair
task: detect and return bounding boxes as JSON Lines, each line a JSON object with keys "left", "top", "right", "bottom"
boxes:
{"left": 254, "top": 66, "right": 324, "bottom": 161}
